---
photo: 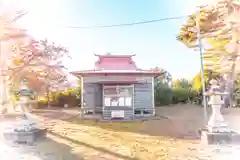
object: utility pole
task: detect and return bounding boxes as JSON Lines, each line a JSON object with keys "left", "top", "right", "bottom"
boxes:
{"left": 195, "top": 7, "right": 208, "bottom": 124}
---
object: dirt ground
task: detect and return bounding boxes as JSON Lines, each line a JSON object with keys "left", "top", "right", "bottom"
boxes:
{"left": 34, "top": 104, "right": 209, "bottom": 139}
{"left": 33, "top": 104, "right": 208, "bottom": 159}
{"left": 3, "top": 104, "right": 240, "bottom": 159}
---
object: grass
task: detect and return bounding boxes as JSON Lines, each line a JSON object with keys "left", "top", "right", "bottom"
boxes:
{"left": 39, "top": 116, "right": 200, "bottom": 160}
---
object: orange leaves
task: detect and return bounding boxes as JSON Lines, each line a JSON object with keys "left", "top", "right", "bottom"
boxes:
{"left": 177, "top": 24, "right": 197, "bottom": 46}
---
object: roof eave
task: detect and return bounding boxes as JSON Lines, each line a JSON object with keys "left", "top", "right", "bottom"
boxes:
{"left": 70, "top": 71, "right": 163, "bottom": 77}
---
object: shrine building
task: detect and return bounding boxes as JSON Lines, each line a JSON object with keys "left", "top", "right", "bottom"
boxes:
{"left": 71, "top": 54, "right": 162, "bottom": 120}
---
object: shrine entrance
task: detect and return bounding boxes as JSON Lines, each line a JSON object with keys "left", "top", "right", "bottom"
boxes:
{"left": 103, "top": 85, "right": 134, "bottom": 119}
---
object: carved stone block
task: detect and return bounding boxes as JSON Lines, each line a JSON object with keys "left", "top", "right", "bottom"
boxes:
{"left": 200, "top": 129, "right": 240, "bottom": 145}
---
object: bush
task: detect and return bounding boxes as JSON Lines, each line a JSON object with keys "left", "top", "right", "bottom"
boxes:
{"left": 172, "top": 88, "right": 197, "bottom": 104}
{"left": 38, "top": 88, "right": 80, "bottom": 108}
{"left": 155, "top": 86, "right": 173, "bottom": 106}
{"left": 155, "top": 87, "right": 200, "bottom": 106}
{"left": 37, "top": 98, "right": 48, "bottom": 108}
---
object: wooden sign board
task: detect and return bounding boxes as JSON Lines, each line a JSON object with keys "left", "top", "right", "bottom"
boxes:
{"left": 111, "top": 111, "right": 124, "bottom": 118}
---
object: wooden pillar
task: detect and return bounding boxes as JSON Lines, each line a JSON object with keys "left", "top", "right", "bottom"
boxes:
{"left": 93, "top": 85, "right": 96, "bottom": 116}
{"left": 132, "top": 84, "right": 135, "bottom": 118}
{"left": 102, "top": 84, "right": 105, "bottom": 118}
{"left": 152, "top": 77, "right": 155, "bottom": 116}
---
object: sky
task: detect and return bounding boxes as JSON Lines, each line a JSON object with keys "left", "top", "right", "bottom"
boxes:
{"left": 1, "top": 0, "right": 216, "bottom": 80}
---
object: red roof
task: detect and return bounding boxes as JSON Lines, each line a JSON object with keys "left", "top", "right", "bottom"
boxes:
{"left": 71, "top": 54, "right": 163, "bottom": 77}
{"left": 94, "top": 54, "right": 137, "bottom": 70}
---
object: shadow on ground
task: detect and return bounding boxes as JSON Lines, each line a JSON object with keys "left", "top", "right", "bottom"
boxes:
{"left": 64, "top": 116, "right": 201, "bottom": 140}
{"left": 0, "top": 137, "right": 83, "bottom": 160}
{"left": 48, "top": 131, "right": 140, "bottom": 160}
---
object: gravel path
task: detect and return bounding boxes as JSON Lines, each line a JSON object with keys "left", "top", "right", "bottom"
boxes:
{"left": 0, "top": 115, "right": 83, "bottom": 160}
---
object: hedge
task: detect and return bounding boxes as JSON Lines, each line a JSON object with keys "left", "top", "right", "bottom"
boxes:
{"left": 36, "top": 86, "right": 201, "bottom": 108}
{"left": 155, "top": 87, "right": 200, "bottom": 106}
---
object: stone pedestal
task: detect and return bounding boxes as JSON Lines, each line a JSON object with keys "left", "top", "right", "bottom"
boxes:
{"left": 2, "top": 113, "right": 46, "bottom": 145}
{"left": 3, "top": 127, "right": 46, "bottom": 145}
{"left": 201, "top": 128, "right": 240, "bottom": 145}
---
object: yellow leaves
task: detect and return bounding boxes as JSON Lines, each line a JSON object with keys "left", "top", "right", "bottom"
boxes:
{"left": 212, "top": 56, "right": 220, "bottom": 62}
{"left": 177, "top": 3, "right": 227, "bottom": 47}
{"left": 199, "top": 10, "right": 209, "bottom": 21}
{"left": 202, "top": 36, "right": 231, "bottom": 73}
{"left": 192, "top": 69, "right": 218, "bottom": 91}
{"left": 192, "top": 73, "right": 202, "bottom": 91}
{"left": 13, "top": 58, "right": 24, "bottom": 66}
{"left": 172, "top": 80, "right": 181, "bottom": 89}
{"left": 62, "top": 89, "right": 75, "bottom": 96}
{"left": 187, "top": 15, "right": 196, "bottom": 27}
{"left": 207, "top": 38, "right": 230, "bottom": 48}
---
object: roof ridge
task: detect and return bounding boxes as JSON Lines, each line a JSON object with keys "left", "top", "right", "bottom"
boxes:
{"left": 94, "top": 54, "right": 136, "bottom": 57}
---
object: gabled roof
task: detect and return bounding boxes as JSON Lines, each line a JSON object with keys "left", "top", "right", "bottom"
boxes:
{"left": 94, "top": 54, "right": 137, "bottom": 70}
{"left": 71, "top": 54, "right": 163, "bottom": 77}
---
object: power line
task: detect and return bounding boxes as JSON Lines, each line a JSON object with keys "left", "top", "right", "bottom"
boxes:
{"left": 63, "top": 15, "right": 188, "bottom": 29}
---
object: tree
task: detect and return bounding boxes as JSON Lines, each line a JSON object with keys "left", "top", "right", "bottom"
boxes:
{"left": 9, "top": 39, "right": 69, "bottom": 108}
{"left": 176, "top": 4, "right": 223, "bottom": 47}
{"left": 152, "top": 67, "right": 172, "bottom": 88}
{"left": 177, "top": 0, "right": 229, "bottom": 67}
{"left": 177, "top": 1, "right": 240, "bottom": 77}
{"left": 172, "top": 79, "right": 191, "bottom": 89}
{"left": 153, "top": 68, "right": 173, "bottom": 105}
{"left": 177, "top": 0, "right": 240, "bottom": 107}
{"left": 177, "top": 0, "right": 239, "bottom": 75}
{"left": 0, "top": 9, "right": 28, "bottom": 113}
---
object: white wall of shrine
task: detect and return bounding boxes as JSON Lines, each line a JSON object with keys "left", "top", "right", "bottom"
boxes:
{"left": 82, "top": 75, "right": 152, "bottom": 83}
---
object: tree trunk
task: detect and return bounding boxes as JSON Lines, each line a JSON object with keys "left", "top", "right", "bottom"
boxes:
{"left": 0, "top": 41, "right": 13, "bottom": 113}
{"left": 46, "top": 80, "right": 50, "bottom": 108}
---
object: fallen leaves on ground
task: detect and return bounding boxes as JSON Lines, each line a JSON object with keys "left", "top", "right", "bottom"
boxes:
{"left": 35, "top": 114, "right": 201, "bottom": 160}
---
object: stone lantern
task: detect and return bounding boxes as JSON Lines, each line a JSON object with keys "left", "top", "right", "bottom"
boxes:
{"left": 2, "top": 78, "right": 46, "bottom": 145}
{"left": 200, "top": 79, "right": 240, "bottom": 145}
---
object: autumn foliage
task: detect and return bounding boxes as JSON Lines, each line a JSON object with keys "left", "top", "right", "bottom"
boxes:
{"left": 8, "top": 38, "right": 69, "bottom": 96}
{"left": 177, "top": 0, "right": 240, "bottom": 90}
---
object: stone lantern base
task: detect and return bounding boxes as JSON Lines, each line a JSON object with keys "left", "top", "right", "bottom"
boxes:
{"left": 3, "top": 128, "right": 47, "bottom": 145}
{"left": 2, "top": 113, "right": 47, "bottom": 145}
{"left": 200, "top": 128, "right": 240, "bottom": 145}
